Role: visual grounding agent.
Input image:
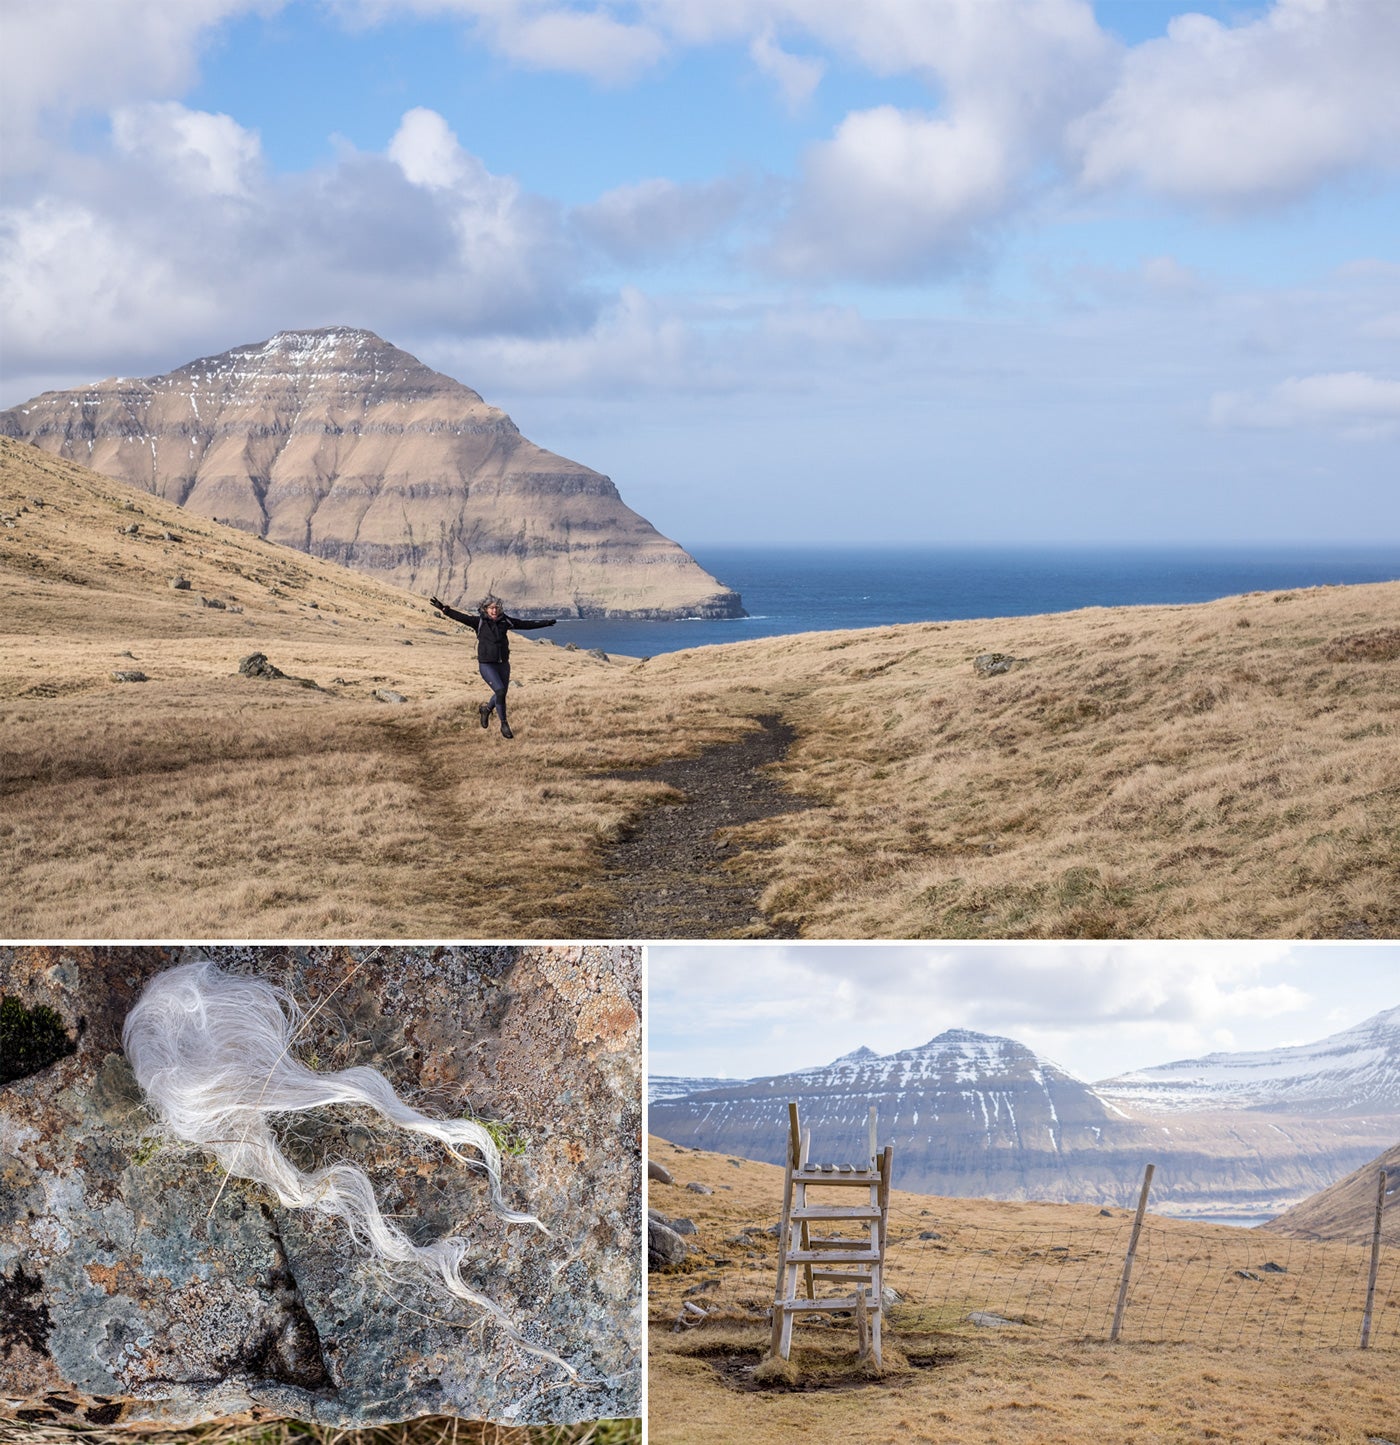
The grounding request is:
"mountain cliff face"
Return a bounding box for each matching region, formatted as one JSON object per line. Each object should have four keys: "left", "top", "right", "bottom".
{"left": 1097, "top": 1006, "right": 1400, "bottom": 1115}
{"left": 0, "top": 328, "right": 744, "bottom": 619}
{"left": 649, "top": 1024, "right": 1400, "bottom": 1217}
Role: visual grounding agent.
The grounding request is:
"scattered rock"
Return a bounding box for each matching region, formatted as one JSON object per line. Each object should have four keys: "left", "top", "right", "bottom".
{"left": 649, "top": 1217, "right": 689, "bottom": 1271}
{"left": 881, "top": 1286, "right": 901, "bottom": 1308}
{"left": 237, "top": 654, "right": 320, "bottom": 690}
{"left": 918, "top": 1231, "right": 942, "bottom": 1240}
{"left": 967, "top": 1311, "right": 1018, "bottom": 1328}
{"left": 1099, "top": 1208, "right": 1115, "bottom": 1217}
{"left": 973, "top": 652, "right": 1016, "bottom": 676}
{"left": 201, "top": 596, "right": 227, "bottom": 609}
{"left": 110, "top": 670, "right": 147, "bottom": 683}
{"left": 119, "top": 522, "right": 139, "bottom": 535}
{"left": 587, "top": 649, "right": 610, "bottom": 662}
{"left": 168, "top": 576, "right": 191, "bottom": 590}
{"left": 1234, "top": 1269, "right": 1262, "bottom": 1281}
{"left": 647, "top": 1160, "right": 674, "bottom": 1185}
{"left": 374, "top": 689, "right": 407, "bottom": 704}
{"left": 685, "top": 1182, "right": 714, "bottom": 1195}
{"left": 1261, "top": 1261, "right": 1288, "bottom": 1274}
{"left": 239, "top": 652, "right": 286, "bottom": 680}
{"left": 162, "top": 531, "right": 181, "bottom": 542}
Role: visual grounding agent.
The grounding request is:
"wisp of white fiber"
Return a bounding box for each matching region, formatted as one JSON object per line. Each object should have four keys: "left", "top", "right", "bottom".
{"left": 122, "top": 959, "right": 566, "bottom": 1365}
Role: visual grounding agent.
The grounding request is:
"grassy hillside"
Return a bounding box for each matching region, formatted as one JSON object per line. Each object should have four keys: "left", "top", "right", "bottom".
{"left": 647, "top": 1138, "right": 1399, "bottom": 1445}
{"left": 1264, "top": 1143, "right": 1400, "bottom": 1245}
{"left": 4, "top": 437, "right": 1397, "bottom": 939}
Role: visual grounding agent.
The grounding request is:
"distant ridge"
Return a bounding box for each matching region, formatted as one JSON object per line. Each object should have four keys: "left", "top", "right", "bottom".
{"left": 650, "top": 1022, "right": 1400, "bottom": 1217}
{"left": 1097, "top": 1006, "right": 1400, "bottom": 1115}
{"left": 1, "top": 328, "right": 744, "bottom": 620}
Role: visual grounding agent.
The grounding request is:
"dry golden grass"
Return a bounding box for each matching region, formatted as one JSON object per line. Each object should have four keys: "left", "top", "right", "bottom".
{"left": 4, "top": 437, "right": 1397, "bottom": 939}
{"left": 647, "top": 1139, "right": 1400, "bottom": 1445}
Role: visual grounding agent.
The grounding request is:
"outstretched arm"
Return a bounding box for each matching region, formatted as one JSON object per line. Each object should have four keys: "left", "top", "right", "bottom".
{"left": 429, "top": 596, "right": 479, "bottom": 631}
{"left": 505, "top": 616, "right": 557, "bottom": 631}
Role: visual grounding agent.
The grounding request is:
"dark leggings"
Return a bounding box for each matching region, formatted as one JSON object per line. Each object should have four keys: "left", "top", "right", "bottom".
{"left": 479, "top": 660, "right": 510, "bottom": 725}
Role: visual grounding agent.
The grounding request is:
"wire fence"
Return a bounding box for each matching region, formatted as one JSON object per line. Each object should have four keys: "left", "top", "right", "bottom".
{"left": 884, "top": 1200, "right": 1398, "bottom": 1351}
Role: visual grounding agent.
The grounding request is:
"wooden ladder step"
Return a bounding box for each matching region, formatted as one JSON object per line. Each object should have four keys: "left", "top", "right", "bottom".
{"left": 810, "top": 1270, "right": 878, "bottom": 1283}
{"left": 806, "top": 1236, "right": 873, "bottom": 1249}
{"left": 784, "top": 1249, "right": 880, "bottom": 1264}
{"left": 777, "top": 1295, "right": 873, "bottom": 1314}
{"left": 791, "top": 1206, "right": 883, "bottom": 1221}
{"left": 792, "top": 1171, "right": 881, "bottom": 1187}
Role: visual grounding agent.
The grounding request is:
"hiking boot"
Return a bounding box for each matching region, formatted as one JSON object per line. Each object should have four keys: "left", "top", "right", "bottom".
{"left": 479, "top": 702, "right": 491, "bottom": 729}
{"left": 500, "top": 722, "right": 514, "bottom": 739}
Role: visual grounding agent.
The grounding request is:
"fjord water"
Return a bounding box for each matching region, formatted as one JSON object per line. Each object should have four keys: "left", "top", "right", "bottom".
{"left": 551, "top": 544, "right": 1400, "bottom": 658}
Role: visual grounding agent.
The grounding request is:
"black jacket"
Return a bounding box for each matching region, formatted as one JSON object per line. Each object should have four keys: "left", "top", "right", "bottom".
{"left": 436, "top": 602, "right": 554, "bottom": 663}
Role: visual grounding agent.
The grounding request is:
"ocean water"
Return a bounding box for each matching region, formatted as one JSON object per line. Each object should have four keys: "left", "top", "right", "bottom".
{"left": 545, "top": 544, "right": 1400, "bottom": 659}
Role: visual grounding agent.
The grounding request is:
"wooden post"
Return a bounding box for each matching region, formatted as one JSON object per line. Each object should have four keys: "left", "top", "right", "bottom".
{"left": 1360, "top": 1169, "right": 1387, "bottom": 1350}
{"left": 770, "top": 1103, "right": 802, "bottom": 1358}
{"left": 868, "top": 1105, "right": 878, "bottom": 1169}
{"left": 1109, "top": 1163, "right": 1154, "bottom": 1343}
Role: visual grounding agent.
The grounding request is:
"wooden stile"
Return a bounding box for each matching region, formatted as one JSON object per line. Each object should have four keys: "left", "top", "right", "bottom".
{"left": 770, "top": 1103, "right": 893, "bottom": 1367}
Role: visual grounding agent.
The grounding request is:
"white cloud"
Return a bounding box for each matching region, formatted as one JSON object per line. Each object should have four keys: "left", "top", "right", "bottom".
{"left": 648, "top": 943, "right": 1397, "bottom": 1084}
{"left": 0, "top": 197, "right": 225, "bottom": 367}
{"left": 1210, "top": 370, "right": 1400, "bottom": 437}
{"left": 768, "top": 105, "right": 1012, "bottom": 279}
{"left": 499, "top": 7, "right": 666, "bottom": 82}
{"left": 1073, "top": 0, "right": 1400, "bottom": 207}
{"left": 0, "top": 107, "right": 585, "bottom": 386}
{"left": 572, "top": 175, "right": 751, "bottom": 263}
{"left": 749, "top": 28, "right": 824, "bottom": 111}
{"left": 1, "top": 0, "right": 282, "bottom": 174}
{"left": 111, "top": 102, "right": 263, "bottom": 198}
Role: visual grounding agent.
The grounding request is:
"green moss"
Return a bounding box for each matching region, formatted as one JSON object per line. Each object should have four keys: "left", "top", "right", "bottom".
{"left": 0, "top": 994, "right": 77, "bottom": 1086}
{"left": 475, "top": 1117, "right": 529, "bottom": 1157}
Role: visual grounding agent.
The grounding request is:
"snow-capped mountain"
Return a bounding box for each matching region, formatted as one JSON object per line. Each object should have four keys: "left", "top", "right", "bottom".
{"left": 1097, "top": 1006, "right": 1400, "bottom": 1115}
{"left": 0, "top": 328, "right": 743, "bottom": 619}
{"left": 649, "top": 1019, "right": 1400, "bottom": 1217}
{"left": 648, "top": 1075, "right": 737, "bottom": 1104}
{"left": 649, "top": 1028, "right": 1141, "bottom": 1202}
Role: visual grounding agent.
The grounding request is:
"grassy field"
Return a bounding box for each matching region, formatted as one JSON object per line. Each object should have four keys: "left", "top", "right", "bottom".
{"left": 647, "top": 1139, "right": 1399, "bottom": 1445}
{"left": 4, "top": 437, "right": 1397, "bottom": 940}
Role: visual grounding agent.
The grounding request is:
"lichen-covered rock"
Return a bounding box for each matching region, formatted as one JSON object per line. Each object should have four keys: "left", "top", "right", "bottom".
{"left": 0, "top": 945, "right": 640, "bottom": 1430}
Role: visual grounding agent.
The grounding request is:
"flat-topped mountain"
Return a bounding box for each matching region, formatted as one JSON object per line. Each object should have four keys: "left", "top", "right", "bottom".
{"left": 649, "top": 1024, "right": 1400, "bottom": 1217}
{"left": 1, "top": 328, "right": 743, "bottom": 619}
{"left": 1097, "top": 1006, "right": 1400, "bottom": 1115}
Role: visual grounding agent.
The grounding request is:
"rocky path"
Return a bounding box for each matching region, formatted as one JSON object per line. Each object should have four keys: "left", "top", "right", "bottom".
{"left": 598, "top": 714, "right": 809, "bottom": 939}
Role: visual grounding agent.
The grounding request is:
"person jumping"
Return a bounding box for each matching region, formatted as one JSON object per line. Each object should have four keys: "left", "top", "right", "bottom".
{"left": 429, "top": 593, "right": 557, "bottom": 738}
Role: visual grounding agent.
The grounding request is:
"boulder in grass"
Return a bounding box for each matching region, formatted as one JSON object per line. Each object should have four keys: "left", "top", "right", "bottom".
{"left": 110, "top": 670, "right": 148, "bottom": 683}
{"left": 649, "top": 1217, "right": 689, "bottom": 1271}
{"left": 973, "top": 652, "right": 1015, "bottom": 676}
{"left": 237, "top": 654, "right": 320, "bottom": 690}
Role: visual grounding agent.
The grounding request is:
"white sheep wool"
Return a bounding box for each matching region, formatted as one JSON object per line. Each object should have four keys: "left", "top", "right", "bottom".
{"left": 122, "top": 958, "right": 546, "bottom": 1339}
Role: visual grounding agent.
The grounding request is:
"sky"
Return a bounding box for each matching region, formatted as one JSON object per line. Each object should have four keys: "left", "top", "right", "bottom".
{"left": 2, "top": 0, "right": 1399, "bottom": 547}
{"left": 647, "top": 941, "right": 1400, "bottom": 1083}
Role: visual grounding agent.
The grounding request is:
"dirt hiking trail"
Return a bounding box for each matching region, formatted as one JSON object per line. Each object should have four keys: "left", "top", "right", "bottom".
{"left": 599, "top": 714, "right": 809, "bottom": 939}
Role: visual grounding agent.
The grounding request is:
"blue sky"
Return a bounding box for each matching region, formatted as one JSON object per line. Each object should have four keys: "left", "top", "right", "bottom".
{"left": 3, "top": 0, "right": 1398, "bottom": 545}
{"left": 647, "top": 942, "right": 1400, "bottom": 1082}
